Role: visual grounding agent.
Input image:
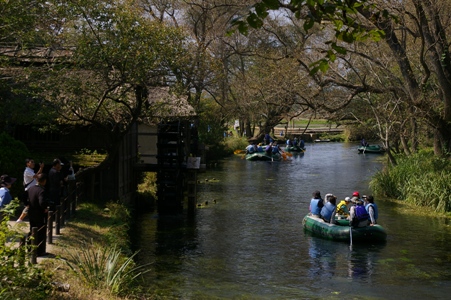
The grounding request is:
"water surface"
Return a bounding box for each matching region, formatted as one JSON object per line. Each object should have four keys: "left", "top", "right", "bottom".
{"left": 137, "top": 142, "right": 451, "bottom": 299}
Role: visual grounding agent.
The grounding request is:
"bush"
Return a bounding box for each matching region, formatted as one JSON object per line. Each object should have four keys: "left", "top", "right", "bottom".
{"left": 370, "top": 151, "right": 451, "bottom": 212}
{"left": 0, "top": 201, "right": 53, "bottom": 299}
{"left": 0, "top": 132, "right": 30, "bottom": 196}
{"left": 0, "top": 132, "right": 30, "bottom": 174}
{"left": 224, "top": 136, "right": 248, "bottom": 152}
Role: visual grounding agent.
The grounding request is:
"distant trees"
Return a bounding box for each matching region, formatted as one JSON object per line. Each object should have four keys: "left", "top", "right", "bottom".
{"left": 2, "top": 0, "right": 451, "bottom": 161}
{"left": 235, "top": 0, "right": 451, "bottom": 158}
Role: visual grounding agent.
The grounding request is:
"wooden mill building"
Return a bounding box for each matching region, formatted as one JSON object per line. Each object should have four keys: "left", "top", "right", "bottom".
{"left": 1, "top": 44, "right": 204, "bottom": 214}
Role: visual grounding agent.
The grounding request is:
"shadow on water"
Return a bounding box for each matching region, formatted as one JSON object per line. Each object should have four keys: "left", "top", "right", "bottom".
{"left": 136, "top": 142, "right": 451, "bottom": 299}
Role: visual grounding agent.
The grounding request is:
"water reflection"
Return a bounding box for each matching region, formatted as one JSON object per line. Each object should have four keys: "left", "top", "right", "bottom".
{"left": 307, "top": 237, "right": 339, "bottom": 279}
{"left": 347, "top": 244, "right": 385, "bottom": 282}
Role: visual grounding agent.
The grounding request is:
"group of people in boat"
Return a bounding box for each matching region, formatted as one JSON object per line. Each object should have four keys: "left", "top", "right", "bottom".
{"left": 245, "top": 141, "right": 283, "bottom": 156}
{"left": 286, "top": 137, "right": 305, "bottom": 149}
{"left": 309, "top": 190, "right": 378, "bottom": 227}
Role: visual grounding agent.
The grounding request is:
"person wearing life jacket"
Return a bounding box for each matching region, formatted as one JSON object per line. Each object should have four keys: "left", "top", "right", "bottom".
{"left": 309, "top": 190, "right": 324, "bottom": 218}
{"left": 272, "top": 142, "right": 281, "bottom": 154}
{"left": 245, "top": 143, "right": 255, "bottom": 154}
{"left": 321, "top": 194, "right": 337, "bottom": 223}
{"left": 299, "top": 139, "right": 305, "bottom": 149}
{"left": 336, "top": 197, "right": 351, "bottom": 217}
{"left": 265, "top": 142, "right": 273, "bottom": 155}
{"left": 364, "top": 195, "right": 378, "bottom": 226}
{"left": 348, "top": 197, "right": 369, "bottom": 227}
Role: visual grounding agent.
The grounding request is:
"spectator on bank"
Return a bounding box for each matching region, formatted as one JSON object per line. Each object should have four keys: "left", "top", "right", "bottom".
{"left": 27, "top": 173, "right": 49, "bottom": 256}
{"left": 17, "top": 158, "right": 44, "bottom": 223}
{"left": 48, "top": 158, "right": 64, "bottom": 210}
{"left": 0, "top": 174, "right": 16, "bottom": 209}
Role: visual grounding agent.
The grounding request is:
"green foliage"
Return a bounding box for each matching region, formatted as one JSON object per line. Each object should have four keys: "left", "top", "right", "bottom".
{"left": 370, "top": 151, "right": 451, "bottom": 212}
{"left": 75, "top": 202, "right": 132, "bottom": 253}
{"left": 224, "top": 136, "right": 249, "bottom": 153}
{"left": 137, "top": 172, "right": 157, "bottom": 199}
{"left": 0, "top": 132, "right": 30, "bottom": 175}
{"left": 198, "top": 100, "right": 228, "bottom": 147}
{"left": 233, "top": 0, "right": 389, "bottom": 74}
{"left": 0, "top": 0, "right": 48, "bottom": 45}
{"left": 0, "top": 201, "right": 53, "bottom": 299}
{"left": 64, "top": 242, "right": 149, "bottom": 296}
{"left": 0, "top": 133, "right": 30, "bottom": 196}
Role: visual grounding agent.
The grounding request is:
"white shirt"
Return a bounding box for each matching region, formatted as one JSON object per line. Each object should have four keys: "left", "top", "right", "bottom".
{"left": 24, "top": 167, "right": 36, "bottom": 191}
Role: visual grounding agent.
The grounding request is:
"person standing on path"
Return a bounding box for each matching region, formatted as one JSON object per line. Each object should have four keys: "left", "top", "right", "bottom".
{"left": 27, "top": 173, "right": 49, "bottom": 257}
{"left": 48, "top": 158, "right": 64, "bottom": 211}
{"left": 17, "top": 159, "right": 44, "bottom": 222}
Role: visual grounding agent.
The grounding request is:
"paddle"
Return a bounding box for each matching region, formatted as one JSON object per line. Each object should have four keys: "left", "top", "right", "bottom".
{"left": 280, "top": 148, "right": 292, "bottom": 157}
{"left": 281, "top": 152, "right": 287, "bottom": 160}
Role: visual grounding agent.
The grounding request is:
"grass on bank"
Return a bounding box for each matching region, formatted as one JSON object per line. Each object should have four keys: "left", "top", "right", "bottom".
{"left": 370, "top": 150, "right": 451, "bottom": 215}
{"left": 36, "top": 202, "right": 150, "bottom": 300}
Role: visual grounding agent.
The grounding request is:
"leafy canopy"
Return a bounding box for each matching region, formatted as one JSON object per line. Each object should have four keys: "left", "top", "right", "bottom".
{"left": 232, "top": 0, "right": 387, "bottom": 73}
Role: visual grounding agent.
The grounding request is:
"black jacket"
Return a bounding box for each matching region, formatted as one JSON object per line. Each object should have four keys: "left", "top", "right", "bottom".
{"left": 27, "top": 184, "right": 48, "bottom": 224}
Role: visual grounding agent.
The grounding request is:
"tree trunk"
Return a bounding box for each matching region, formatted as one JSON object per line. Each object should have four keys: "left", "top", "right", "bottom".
{"left": 433, "top": 130, "right": 443, "bottom": 156}
{"left": 400, "top": 133, "right": 411, "bottom": 156}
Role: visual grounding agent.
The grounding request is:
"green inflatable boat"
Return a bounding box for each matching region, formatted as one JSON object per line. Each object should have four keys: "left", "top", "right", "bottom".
{"left": 245, "top": 151, "right": 282, "bottom": 161}
{"left": 302, "top": 214, "right": 387, "bottom": 243}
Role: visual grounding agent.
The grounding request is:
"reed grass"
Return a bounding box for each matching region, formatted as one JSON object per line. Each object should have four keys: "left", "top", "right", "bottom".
{"left": 64, "top": 242, "right": 150, "bottom": 296}
{"left": 370, "top": 150, "right": 451, "bottom": 213}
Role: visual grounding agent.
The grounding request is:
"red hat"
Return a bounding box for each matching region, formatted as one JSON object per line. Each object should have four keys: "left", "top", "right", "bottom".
{"left": 352, "top": 191, "right": 360, "bottom": 197}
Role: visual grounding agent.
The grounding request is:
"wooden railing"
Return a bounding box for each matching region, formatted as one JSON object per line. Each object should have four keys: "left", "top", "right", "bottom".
{"left": 27, "top": 178, "right": 83, "bottom": 264}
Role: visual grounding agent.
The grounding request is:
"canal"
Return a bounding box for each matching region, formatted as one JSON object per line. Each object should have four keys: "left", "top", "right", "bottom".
{"left": 136, "top": 142, "right": 451, "bottom": 299}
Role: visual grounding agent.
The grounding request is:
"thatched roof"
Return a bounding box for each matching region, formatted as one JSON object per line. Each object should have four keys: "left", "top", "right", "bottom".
{"left": 147, "top": 87, "right": 196, "bottom": 118}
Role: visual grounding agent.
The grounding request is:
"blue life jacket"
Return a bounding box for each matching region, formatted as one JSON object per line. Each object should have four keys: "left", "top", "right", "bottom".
{"left": 320, "top": 202, "right": 335, "bottom": 222}
{"left": 310, "top": 198, "right": 323, "bottom": 215}
{"left": 365, "top": 203, "right": 378, "bottom": 220}
{"left": 0, "top": 187, "right": 12, "bottom": 208}
{"left": 355, "top": 205, "right": 369, "bottom": 221}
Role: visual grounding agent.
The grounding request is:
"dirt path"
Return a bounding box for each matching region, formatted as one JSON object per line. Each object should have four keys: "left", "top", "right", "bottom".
{"left": 7, "top": 220, "right": 59, "bottom": 263}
